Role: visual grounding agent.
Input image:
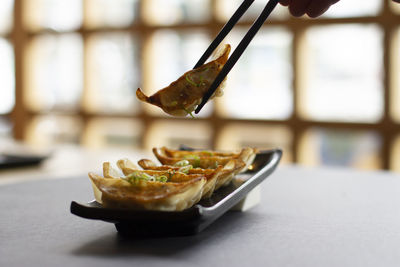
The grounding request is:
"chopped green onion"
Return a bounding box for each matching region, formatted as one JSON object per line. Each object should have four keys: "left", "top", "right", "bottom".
{"left": 183, "top": 107, "right": 195, "bottom": 118}
{"left": 184, "top": 154, "right": 200, "bottom": 160}
{"left": 174, "top": 160, "right": 190, "bottom": 167}
{"left": 178, "top": 165, "right": 193, "bottom": 174}
{"left": 125, "top": 171, "right": 153, "bottom": 184}
{"left": 156, "top": 175, "right": 168, "bottom": 182}
{"left": 170, "top": 100, "right": 178, "bottom": 106}
{"left": 183, "top": 154, "right": 201, "bottom": 168}
{"left": 125, "top": 171, "right": 168, "bottom": 184}
{"left": 185, "top": 74, "right": 199, "bottom": 87}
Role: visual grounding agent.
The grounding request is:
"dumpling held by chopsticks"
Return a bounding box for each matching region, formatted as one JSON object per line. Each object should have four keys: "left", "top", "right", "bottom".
{"left": 136, "top": 44, "right": 231, "bottom": 117}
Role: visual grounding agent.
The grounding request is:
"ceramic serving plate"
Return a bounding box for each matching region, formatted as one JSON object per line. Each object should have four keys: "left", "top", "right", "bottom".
{"left": 70, "top": 149, "right": 282, "bottom": 237}
{"left": 0, "top": 154, "right": 47, "bottom": 169}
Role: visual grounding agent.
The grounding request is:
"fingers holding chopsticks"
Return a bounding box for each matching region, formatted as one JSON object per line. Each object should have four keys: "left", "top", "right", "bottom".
{"left": 279, "top": 0, "right": 340, "bottom": 18}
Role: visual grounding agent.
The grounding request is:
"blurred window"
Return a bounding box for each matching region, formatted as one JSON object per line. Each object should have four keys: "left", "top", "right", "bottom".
{"left": 0, "top": 118, "right": 13, "bottom": 140}
{"left": 145, "top": 121, "right": 212, "bottom": 150}
{"left": 24, "top": 0, "right": 82, "bottom": 32}
{"left": 25, "top": 34, "right": 83, "bottom": 111}
{"left": 321, "top": 0, "right": 382, "bottom": 18}
{"left": 0, "top": 38, "right": 14, "bottom": 114}
{"left": 0, "top": 0, "right": 14, "bottom": 143}
{"left": 299, "top": 128, "right": 382, "bottom": 170}
{"left": 84, "top": 0, "right": 139, "bottom": 28}
{"left": 85, "top": 33, "right": 139, "bottom": 114}
{"left": 143, "top": 0, "right": 211, "bottom": 25}
{"left": 0, "top": 0, "right": 13, "bottom": 34}
{"left": 82, "top": 118, "right": 143, "bottom": 149}
{"left": 300, "top": 24, "right": 383, "bottom": 122}
{"left": 217, "top": 27, "right": 293, "bottom": 120}
{"left": 25, "top": 115, "right": 83, "bottom": 147}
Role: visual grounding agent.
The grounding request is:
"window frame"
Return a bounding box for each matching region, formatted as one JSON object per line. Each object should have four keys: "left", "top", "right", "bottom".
{"left": 5, "top": 0, "right": 400, "bottom": 170}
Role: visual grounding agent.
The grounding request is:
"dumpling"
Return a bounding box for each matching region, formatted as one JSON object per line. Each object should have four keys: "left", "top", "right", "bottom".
{"left": 152, "top": 146, "right": 257, "bottom": 172}
{"left": 136, "top": 44, "right": 231, "bottom": 117}
{"left": 152, "top": 147, "right": 235, "bottom": 169}
{"left": 137, "top": 159, "right": 223, "bottom": 198}
{"left": 89, "top": 163, "right": 206, "bottom": 211}
{"left": 152, "top": 147, "right": 258, "bottom": 191}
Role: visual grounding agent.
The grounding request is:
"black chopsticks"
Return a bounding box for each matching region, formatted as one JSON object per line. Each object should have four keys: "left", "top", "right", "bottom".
{"left": 194, "top": 0, "right": 279, "bottom": 114}
{"left": 193, "top": 0, "right": 255, "bottom": 69}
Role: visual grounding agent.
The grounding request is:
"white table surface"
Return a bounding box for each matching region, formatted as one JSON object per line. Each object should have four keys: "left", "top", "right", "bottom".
{"left": 1, "top": 149, "right": 400, "bottom": 267}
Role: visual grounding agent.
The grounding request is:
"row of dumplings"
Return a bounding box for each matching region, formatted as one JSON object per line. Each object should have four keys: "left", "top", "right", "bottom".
{"left": 89, "top": 147, "right": 258, "bottom": 211}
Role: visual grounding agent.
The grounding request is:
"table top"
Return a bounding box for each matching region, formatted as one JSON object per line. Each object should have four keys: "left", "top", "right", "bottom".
{"left": 1, "top": 165, "right": 400, "bottom": 267}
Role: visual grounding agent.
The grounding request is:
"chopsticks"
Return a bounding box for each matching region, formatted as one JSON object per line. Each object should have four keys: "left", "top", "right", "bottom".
{"left": 194, "top": 0, "right": 279, "bottom": 114}
{"left": 193, "top": 0, "right": 255, "bottom": 69}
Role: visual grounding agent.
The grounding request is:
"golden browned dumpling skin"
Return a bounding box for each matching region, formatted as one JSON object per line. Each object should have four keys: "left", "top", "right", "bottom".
{"left": 153, "top": 147, "right": 234, "bottom": 169}
{"left": 89, "top": 163, "right": 208, "bottom": 211}
{"left": 152, "top": 147, "right": 257, "bottom": 170}
{"left": 89, "top": 172, "right": 206, "bottom": 211}
{"left": 136, "top": 44, "right": 231, "bottom": 116}
{"left": 152, "top": 147, "right": 258, "bottom": 191}
{"left": 137, "top": 159, "right": 224, "bottom": 198}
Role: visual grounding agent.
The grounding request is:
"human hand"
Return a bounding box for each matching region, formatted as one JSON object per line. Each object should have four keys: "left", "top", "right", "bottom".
{"left": 279, "top": 0, "right": 340, "bottom": 18}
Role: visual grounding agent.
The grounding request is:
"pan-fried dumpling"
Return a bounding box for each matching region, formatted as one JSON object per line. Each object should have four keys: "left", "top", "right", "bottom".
{"left": 136, "top": 44, "right": 231, "bottom": 117}
{"left": 137, "top": 159, "right": 223, "bottom": 198}
{"left": 152, "top": 147, "right": 257, "bottom": 171}
{"left": 153, "top": 147, "right": 233, "bottom": 169}
{"left": 89, "top": 173, "right": 205, "bottom": 211}
{"left": 214, "top": 159, "right": 246, "bottom": 190}
{"left": 152, "top": 147, "right": 258, "bottom": 191}
{"left": 89, "top": 164, "right": 206, "bottom": 211}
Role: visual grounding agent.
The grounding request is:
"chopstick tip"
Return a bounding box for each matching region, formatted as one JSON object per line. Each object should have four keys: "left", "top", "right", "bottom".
{"left": 194, "top": 102, "right": 206, "bottom": 114}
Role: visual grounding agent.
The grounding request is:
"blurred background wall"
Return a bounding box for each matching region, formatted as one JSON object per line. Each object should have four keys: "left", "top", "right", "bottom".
{"left": 0, "top": 0, "right": 399, "bottom": 171}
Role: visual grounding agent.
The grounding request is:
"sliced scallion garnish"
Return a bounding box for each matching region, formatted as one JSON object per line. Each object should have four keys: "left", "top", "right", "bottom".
{"left": 174, "top": 159, "right": 190, "bottom": 167}
{"left": 185, "top": 74, "right": 199, "bottom": 87}
{"left": 183, "top": 107, "right": 195, "bottom": 118}
{"left": 183, "top": 154, "right": 201, "bottom": 168}
{"left": 156, "top": 175, "right": 168, "bottom": 182}
{"left": 125, "top": 171, "right": 168, "bottom": 184}
{"left": 178, "top": 165, "right": 193, "bottom": 174}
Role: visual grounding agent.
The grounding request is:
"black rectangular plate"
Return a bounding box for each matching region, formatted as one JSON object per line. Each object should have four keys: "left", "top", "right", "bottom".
{"left": 70, "top": 149, "right": 282, "bottom": 237}
{"left": 0, "top": 154, "right": 47, "bottom": 169}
